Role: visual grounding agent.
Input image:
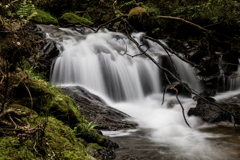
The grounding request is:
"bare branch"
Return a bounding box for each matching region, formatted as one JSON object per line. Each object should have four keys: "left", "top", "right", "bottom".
{"left": 157, "top": 16, "right": 209, "bottom": 33}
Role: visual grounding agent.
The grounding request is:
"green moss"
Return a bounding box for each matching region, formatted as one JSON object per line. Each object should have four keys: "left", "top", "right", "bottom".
{"left": 0, "top": 137, "right": 39, "bottom": 159}
{"left": 13, "top": 69, "right": 84, "bottom": 127}
{"left": 128, "top": 7, "right": 149, "bottom": 19}
{"left": 31, "top": 9, "right": 58, "bottom": 24}
{"left": 59, "top": 13, "right": 93, "bottom": 25}
{"left": 44, "top": 117, "right": 93, "bottom": 160}
{"left": 0, "top": 116, "right": 93, "bottom": 160}
{"left": 88, "top": 143, "right": 103, "bottom": 151}
{"left": 0, "top": 68, "right": 105, "bottom": 159}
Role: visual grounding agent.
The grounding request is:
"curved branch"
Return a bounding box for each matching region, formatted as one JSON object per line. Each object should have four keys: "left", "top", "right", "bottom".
{"left": 157, "top": 16, "right": 209, "bottom": 33}
{"left": 164, "top": 73, "right": 191, "bottom": 128}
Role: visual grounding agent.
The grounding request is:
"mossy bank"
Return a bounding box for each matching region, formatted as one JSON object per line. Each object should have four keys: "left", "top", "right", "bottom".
{"left": 0, "top": 66, "right": 107, "bottom": 159}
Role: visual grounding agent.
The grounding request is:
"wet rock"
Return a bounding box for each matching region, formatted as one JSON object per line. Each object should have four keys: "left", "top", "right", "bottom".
{"left": 99, "top": 140, "right": 119, "bottom": 160}
{"left": 122, "top": 155, "right": 146, "bottom": 160}
{"left": 166, "top": 99, "right": 178, "bottom": 108}
{"left": 188, "top": 94, "right": 240, "bottom": 124}
{"left": 165, "top": 82, "right": 191, "bottom": 98}
{"left": 160, "top": 55, "right": 178, "bottom": 86}
{"left": 61, "top": 86, "right": 137, "bottom": 130}
{"left": 188, "top": 99, "right": 227, "bottom": 123}
{"left": 192, "top": 88, "right": 217, "bottom": 101}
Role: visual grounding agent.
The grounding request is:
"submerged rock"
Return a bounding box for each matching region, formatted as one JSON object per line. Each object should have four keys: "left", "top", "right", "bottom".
{"left": 61, "top": 86, "right": 137, "bottom": 130}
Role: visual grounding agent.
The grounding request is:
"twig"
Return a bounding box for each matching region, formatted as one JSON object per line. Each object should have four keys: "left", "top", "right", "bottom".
{"left": 23, "top": 82, "right": 33, "bottom": 120}
{"left": 164, "top": 73, "right": 191, "bottom": 128}
{"left": 162, "top": 85, "right": 167, "bottom": 105}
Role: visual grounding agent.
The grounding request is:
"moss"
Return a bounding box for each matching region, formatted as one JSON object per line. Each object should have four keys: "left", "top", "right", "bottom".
{"left": 0, "top": 116, "right": 93, "bottom": 159}
{"left": 0, "top": 68, "right": 105, "bottom": 159}
{"left": 43, "top": 117, "right": 93, "bottom": 160}
{"left": 0, "top": 137, "right": 39, "bottom": 159}
{"left": 88, "top": 143, "right": 103, "bottom": 151}
{"left": 128, "top": 7, "right": 149, "bottom": 19}
{"left": 75, "top": 125, "right": 107, "bottom": 146}
{"left": 59, "top": 13, "right": 93, "bottom": 25}
{"left": 31, "top": 9, "right": 58, "bottom": 25}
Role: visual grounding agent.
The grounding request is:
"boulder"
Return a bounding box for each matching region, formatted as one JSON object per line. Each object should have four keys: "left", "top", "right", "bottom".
{"left": 61, "top": 86, "right": 137, "bottom": 130}
{"left": 59, "top": 13, "right": 93, "bottom": 25}
{"left": 128, "top": 7, "right": 150, "bottom": 31}
{"left": 188, "top": 94, "right": 240, "bottom": 124}
{"left": 31, "top": 9, "right": 58, "bottom": 25}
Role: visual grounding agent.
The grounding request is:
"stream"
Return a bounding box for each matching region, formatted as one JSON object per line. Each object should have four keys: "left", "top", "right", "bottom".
{"left": 40, "top": 25, "right": 240, "bottom": 160}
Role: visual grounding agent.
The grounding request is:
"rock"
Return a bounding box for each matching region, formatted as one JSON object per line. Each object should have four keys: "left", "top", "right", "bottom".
{"left": 99, "top": 140, "right": 119, "bottom": 160}
{"left": 128, "top": 7, "right": 149, "bottom": 19}
{"left": 188, "top": 99, "right": 228, "bottom": 123}
{"left": 31, "top": 9, "right": 58, "bottom": 25}
{"left": 160, "top": 55, "right": 178, "bottom": 86}
{"left": 192, "top": 88, "right": 217, "bottom": 101}
{"left": 166, "top": 99, "right": 178, "bottom": 108}
{"left": 165, "top": 82, "right": 192, "bottom": 98}
{"left": 128, "top": 7, "right": 150, "bottom": 31}
{"left": 61, "top": 86, "right": 137, "bottom": 130}
{"left": 59, "top": 13, "right": 93, "bottom": 25}
{"left": 188, "top": 93, "right": 240, "bottom": 124}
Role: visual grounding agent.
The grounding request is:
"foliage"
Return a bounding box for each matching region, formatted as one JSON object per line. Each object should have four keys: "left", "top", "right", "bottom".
{"left": 16, "top": 0, "right": 37, "bottom": 24}
{"left": 2, "top": 0, "right": 37, "bottom": 24}
{"left": 173, "top": 0, "right": 240, "bottom": 24}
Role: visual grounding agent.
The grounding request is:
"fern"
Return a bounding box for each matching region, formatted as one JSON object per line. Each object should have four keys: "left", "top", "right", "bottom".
{"left": 16, "top": 0, "right": 37, "bottom": 24}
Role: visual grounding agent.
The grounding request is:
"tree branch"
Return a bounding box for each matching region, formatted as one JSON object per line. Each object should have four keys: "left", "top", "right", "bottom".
{"left": 157, "top": 16, "right": 209, "bottom": 34}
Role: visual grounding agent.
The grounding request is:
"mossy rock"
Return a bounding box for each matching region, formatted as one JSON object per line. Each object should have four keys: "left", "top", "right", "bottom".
{"left": 128, "top": 7, "right": 151, "bottom": 31}
{"left": 12, "top": 70, "right": 85, "bottom": 127}
{"left": 128, "top": 7, "right": 149, "bottom": 20}
{"left": 59, "top": 13, "right": 93, "bottom": 25}
{"left": 0, "top": 116, "right": 94, "bottom": 160}
{"left": 31, "top": 9, "right": 58, "bottom": 25}
{"left": 88, "top": 143, "right": 103, "bottom": 152}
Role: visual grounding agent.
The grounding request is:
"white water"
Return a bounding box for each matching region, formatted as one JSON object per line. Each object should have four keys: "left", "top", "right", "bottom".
{"left": 41, "top": 25, "right": 239, "bottom": 160}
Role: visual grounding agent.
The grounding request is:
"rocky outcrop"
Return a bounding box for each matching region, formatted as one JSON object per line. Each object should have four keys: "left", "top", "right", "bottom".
{"left": 61, "top": 86, "right": 137, "bottom": 131}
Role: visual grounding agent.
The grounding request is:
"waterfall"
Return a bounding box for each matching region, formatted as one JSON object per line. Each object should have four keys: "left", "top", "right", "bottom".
{"left": 49, "top": 27, "right": 201, "bottom": 101}
{"left": 38, "top": 25, "right": 239, "bottom": 160}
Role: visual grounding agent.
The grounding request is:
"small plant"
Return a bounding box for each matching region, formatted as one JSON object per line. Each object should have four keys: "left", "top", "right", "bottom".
{"left": 16, "top": 0, "right": 37, "bottom": 24}
{"left": 74, "top": 121, "right": 99, "bottom": 136}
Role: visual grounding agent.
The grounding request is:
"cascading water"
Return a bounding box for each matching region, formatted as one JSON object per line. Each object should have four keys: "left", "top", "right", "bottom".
{"left": 50, "top": 28, "right": 162, "bottom": 101}
{"left": 228, "top": 59, "right": 240, "bottom": 90}
{"left": 40, "top": 25, "right": 240, "bottom": 160}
